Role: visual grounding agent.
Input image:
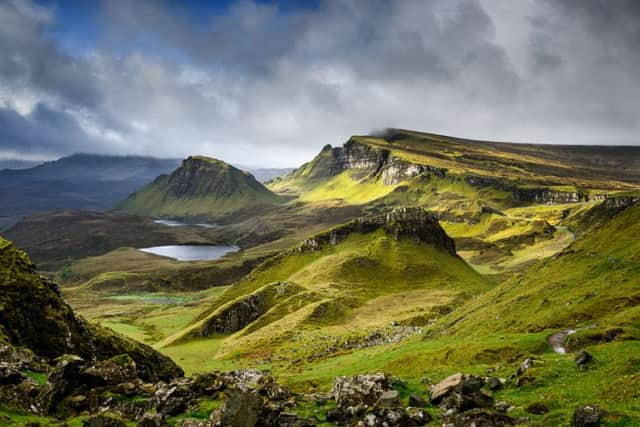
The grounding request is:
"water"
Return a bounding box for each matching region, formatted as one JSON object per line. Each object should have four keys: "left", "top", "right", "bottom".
{"left": 139, "top": 245, "right": 239, "bottom": 261}
{"left": 153, "top": 219, "right": 217, "bottom": 228}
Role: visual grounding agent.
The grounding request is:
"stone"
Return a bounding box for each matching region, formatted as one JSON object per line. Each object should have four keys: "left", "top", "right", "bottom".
{"left": 430, "top": 373, "right": 493, "bottom": 411}
{"left": 526, "top": 402, "right": 550, "bottom": 415}
{"left": 219, "top": 388, "right": 263, "bottom": 427}
{"left": 82, "top": 354, "right": 138, "bottom": 385}
{"left": 375, "top": 390, "right": 401, "bottom": 408}
{"left": 331, "top": 373, "right": 395, "bottom": 409}
{"left": 485, "top": 377, "right": 503, "bottom": 390}
{"left": 575, "top": 351, "right": 594, "bottom": 370}
{"left": 430, "top": 373, "right": 466, "bottom": 403}
{"left": 448, "top": 409, "right": 517, "bottom": 427}
{"left": 277, "top": 412, "right": 317, "bottom": 427}
{"left": 82, "top": 415, "right": 127, "bottom": 427}
{"left": 0, "top": 364, "right": 25, "bottom": 385}
{"left": 408, "top": 393, "right": 427, "bottom": 408}
{"left": 136, "top": 412, "right": 164, "bottom": 427}
{"left": 573, "top": 405, "right": 603, "bottom": 427}
{"left": 516, "top": 358, "right": 535, "bottom": 376}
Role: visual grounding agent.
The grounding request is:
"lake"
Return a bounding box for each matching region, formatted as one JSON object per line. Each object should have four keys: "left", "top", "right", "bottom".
{"left": 139, "top": 245, "right": 239, "bottom": 261}
{"left": 153, "top": 219, "right": 217, "bottom": 228}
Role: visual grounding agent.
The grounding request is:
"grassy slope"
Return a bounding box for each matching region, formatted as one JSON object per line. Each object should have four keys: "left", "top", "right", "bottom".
{"left": 159, "top": 228, "right": 491, "bottom": 371}
{"left": 117, "top": 156, "right": 282, "bottom": 221}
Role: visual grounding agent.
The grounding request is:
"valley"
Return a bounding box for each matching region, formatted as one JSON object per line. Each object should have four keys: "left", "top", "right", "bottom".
{"left": 1, "top": 129, "right": 640, "bottom": 426}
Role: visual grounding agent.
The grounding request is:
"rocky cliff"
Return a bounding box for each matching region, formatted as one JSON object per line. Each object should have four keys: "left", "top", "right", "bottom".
{"left": 298, "top": 206, "right": 456, "bottom": 256}
{"left": 0, "top": 236, "right": 182, "bottom": 382}
{"left": 282, "top": 139, "right": 446, "bottom": 187}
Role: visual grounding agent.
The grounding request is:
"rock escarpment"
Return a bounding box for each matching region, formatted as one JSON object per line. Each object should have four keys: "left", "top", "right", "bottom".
{"left": 288, "top": 138, "right": 446, "bottom": 186}
{"left": 299, "top": 206, "right": 456, "bottom": 256}
{"left": 197, "top": 294, "right": 266, "bottom": 336}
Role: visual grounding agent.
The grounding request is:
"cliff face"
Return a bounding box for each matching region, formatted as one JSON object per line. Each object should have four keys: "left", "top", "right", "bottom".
{"left": 165, "top": 156, "right": 267, "bottom": 199}
{"left": 299, "top": 207, "right": 456, "bottom": 256}
{"left": 290, "top": 139, "right": 446, "bottom": 187}
{"left": 0, "top": 237, "right": 182, "bottom": 381}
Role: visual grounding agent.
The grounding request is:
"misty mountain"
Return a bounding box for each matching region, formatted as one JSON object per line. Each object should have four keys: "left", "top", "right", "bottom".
{"left": 0, "top": 154, "right": 181, "bottom": 230}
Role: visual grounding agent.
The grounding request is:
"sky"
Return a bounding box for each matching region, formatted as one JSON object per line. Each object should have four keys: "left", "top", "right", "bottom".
{"left": 0, "top": 0, "right": 639, "bottom": 167}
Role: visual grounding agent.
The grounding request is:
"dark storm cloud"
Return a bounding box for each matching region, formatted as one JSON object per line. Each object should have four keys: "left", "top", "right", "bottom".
{"left": 0, "top": 103, "right": 96, "bottom": 156}
{"left": 0, "top": 1, "right": 100, "bottom": 108}
{"left": 0, "top": 0, "right": 638, "bottom": 165}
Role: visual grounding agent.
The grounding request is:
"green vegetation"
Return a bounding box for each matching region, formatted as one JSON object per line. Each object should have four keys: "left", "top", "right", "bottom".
{"left": 3, "top": 129, "right": 640, "bottom": 425}
{"left": 116, "top": 155, "right": 282, "bottom": 221}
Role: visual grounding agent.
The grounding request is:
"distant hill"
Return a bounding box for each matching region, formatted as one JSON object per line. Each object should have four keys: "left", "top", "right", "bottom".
{"left": 116, "top": 156, "right": 283, "bottom": 222}
{"left": 0, "top": 154, "right": 182, "bottom": 230}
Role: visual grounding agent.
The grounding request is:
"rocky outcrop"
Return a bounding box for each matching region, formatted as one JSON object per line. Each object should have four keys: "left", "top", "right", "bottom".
{"left": 0, "top": 237, "right": 183, "bottom": 385}
{"left": 327, "top": 373, "right": 431, "bottom": 426}
{"left": 512, "top": 188, "right": 596, "bottom": 204}
{"left": 290, "top": 139, "right": 446, "bottom": 186}
{"left": 197, "top": 294, "right": 266, "bottom": 336}
{"left": 299, "top": 207, "right": 456, "bottom": 256}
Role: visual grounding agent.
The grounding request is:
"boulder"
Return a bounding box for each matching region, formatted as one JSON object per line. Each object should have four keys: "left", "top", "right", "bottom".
{"left": 573, "top": 405, "right": 603, "bottom": 427}
{"left": 136, "top": 412, "right": 164, "bottom": 427}
{"left": 0, "top": 364, "right": 25, "bottom": 385}
{"left": 526, "top": 402, "right": 550, "bottom": 415}
{"left": 276, "top": 412, "right": 317, "bottom": 427}
{"left": 446, "top": 409, "right": 517, "bottom": 427}
{"left": 575, "top": 351, "right": 594, "bottom": 370}
{"left": 485, "top": 377, "right": 503, "bottom": 391}
{"left": 331, "top": 373, "right": 395, "bottom": 409}
{"left": 375, "top": 390, "right": 401, "bottom": 408}
{"left": 82, "top": 415, "right": 127, "bottom": 427}
{"left": 408, "top": 393, "right": 427, "bottom": 408}
{"left": 360, "top": 408, "right": 432, "bottom": 427}
{"left": 219, "top": 388, "right": 264, "bottom": 427}
{"left": 82, "top": 354, "right": 138, "bottom": 385}
{"left": 430, "top": 373, "right": 494, "bottom": 412}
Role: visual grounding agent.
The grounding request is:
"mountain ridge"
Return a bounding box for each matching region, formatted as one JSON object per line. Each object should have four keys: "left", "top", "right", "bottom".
{"left": 116, "top": 155, "right": 283, "bottom": 222}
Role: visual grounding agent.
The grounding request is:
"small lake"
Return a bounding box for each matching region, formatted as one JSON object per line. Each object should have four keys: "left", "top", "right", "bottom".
{"left": 139, "top": 245, "right": 239, "bottom": 261}
{"left": 154, "top": 219, "right": 217, "bottom": 229}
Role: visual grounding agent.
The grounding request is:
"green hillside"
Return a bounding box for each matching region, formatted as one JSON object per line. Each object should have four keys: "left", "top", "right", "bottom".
{"left": 117, "top": 155, "right": 282, "bottom": 221}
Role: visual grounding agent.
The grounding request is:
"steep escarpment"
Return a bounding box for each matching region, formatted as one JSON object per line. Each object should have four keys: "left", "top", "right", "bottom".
{"left": 169, "top": 206, "right": 487, "bottom": 355}
{"left": 0, "top": 236, "right": 182, "bottom": 381}
{"left": 116, "top": 156, "right": 282, "bottom": 221}
{"left": 298, "top": 206, "right": 456, "bottom": 256}
{"left": 271, "top": 138, "right": 446, "bottom": 193}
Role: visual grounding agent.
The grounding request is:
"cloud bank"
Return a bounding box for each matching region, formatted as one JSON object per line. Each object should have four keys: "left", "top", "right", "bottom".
{"left": 0, "top": 0, "right": 638, "bottom": 166}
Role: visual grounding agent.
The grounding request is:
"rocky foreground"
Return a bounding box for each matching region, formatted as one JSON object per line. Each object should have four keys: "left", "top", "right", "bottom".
{"left": 0, "top": 349, "right": 605, "bottom": 426}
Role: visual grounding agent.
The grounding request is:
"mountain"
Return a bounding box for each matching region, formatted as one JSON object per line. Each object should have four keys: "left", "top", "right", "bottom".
{"left": 0, "top": 159, "right": 42, "bottom": 170}
{"left": 0, "top": 153, "right": 181, "bottom": 230}
{"left": 159, "top": 207, "right": 491, "bottom": 362}
{"left": 116, "top": 155, "right": 283, "bottom": 222}
{"left": 232, "top": 165, "right": 294, "bottom": 183}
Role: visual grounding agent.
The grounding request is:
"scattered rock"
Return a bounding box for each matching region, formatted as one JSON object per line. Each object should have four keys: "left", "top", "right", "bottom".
{"left": 526, "top": 402, "right": 550, "bottom": 415}
{"left": 573, "top": 404, "right": 604, "bottom": 427}
{"left": 445, "top": 409, "right": 517, "bottom": 427}
{"left": 430, "top": 373, "right": 494, "bottom": 412}
{"left": 575, "top": 351, "right": 594, "bottom": 370}
{"left": 485, "top": 377, "right": 503, "bottom": 391}
{"left": 516, "top": 358, "right": 535, "bottom": 376}
{"left": 375, "top": 390, "right": 401, "bottom": 408}
{"left": 136, "top": 413, "right": 164, "bottom": 427}
{"left": 219, "top": 388, "right": 264, "bottom": 427}
{"left": 408, "top": 393, "right": 427, "bottom": 408}
{"left": 495, "top": 401, "right": 513, "bottom": 414}
{"left": 82, "top": 415, "right": 127, "bottom": 427}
